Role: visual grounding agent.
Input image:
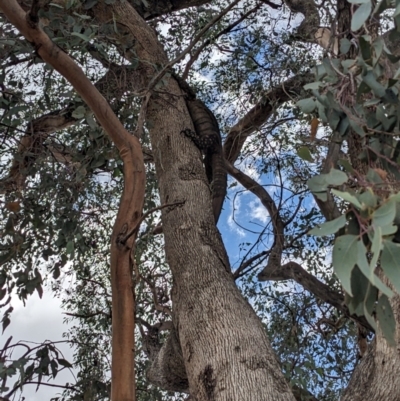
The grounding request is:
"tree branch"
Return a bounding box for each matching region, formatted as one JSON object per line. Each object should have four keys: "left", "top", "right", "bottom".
{"left": 223, "top": 73, "right": 313, "bottom": 164}
{"left": 283, "top": 0, "right": 338, "bottom": 52}
{"left": 225, "top": 160, "right": 286, "bottom": 279}
{"left": 258, "top": 260, "right": 373, "bottom": 333}
{"left": 1, "top": 110, "right": 77, "bottom": 193}
{"left": 1, "top": 61, "right": 145, "bottom": 193}
{"left": 147, "top": 0, "right": 242, "bottom": 91}
{"left": 314, "top": 131, "right": 343, "bottom": 221}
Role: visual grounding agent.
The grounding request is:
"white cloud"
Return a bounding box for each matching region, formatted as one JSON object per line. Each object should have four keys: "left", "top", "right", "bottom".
{"left": 242, "top": 164, "right": 260, "bottom": 181}
{"left": 248, "top": 199, "right": 269, "bottom": 223}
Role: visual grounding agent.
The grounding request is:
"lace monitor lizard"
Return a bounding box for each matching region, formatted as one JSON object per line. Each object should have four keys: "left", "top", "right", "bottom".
{"left": 175, "top": 74, "right": 227, "bottom": 224}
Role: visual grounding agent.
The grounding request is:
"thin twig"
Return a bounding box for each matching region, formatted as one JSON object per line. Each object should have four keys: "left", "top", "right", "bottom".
{"left": 147, "top": 0, "right": 242, "bottom": 91}
{"left": 121, "top": 200, "right": 185, "bottom": 243}
{"left": 182, "top": 3, "right": 262, "bottom": 79}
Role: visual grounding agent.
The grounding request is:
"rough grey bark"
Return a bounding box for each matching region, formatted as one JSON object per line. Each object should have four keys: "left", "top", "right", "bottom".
{"left": 148, "top": 51, "right": 295, "bottom": 401}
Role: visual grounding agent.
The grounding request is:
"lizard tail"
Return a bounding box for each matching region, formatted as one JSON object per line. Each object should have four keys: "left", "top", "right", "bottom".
{"left": 211, "top": 152, "right": 227, "bottom": 224}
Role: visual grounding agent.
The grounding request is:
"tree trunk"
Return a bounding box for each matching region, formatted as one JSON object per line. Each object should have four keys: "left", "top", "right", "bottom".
{"left": 341, "top": 296, "right": 400, "bottom": 400}
{"left": 92, "top": 1, "right": 296, "bottom": 399}
{"left": 148, "top": 89, "right": 295, "bottom": 399}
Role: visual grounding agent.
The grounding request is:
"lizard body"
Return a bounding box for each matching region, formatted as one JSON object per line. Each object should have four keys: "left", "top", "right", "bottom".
{"left": 175, "top": 74, "right": 227, "bottom": 223}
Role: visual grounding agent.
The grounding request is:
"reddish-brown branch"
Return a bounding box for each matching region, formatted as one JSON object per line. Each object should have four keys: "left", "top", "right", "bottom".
{"left": 0, "top": 2, "right": 146, "bottom": 401}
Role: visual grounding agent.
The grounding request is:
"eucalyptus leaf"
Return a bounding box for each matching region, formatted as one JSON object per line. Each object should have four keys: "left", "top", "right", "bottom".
{"left": 297, "top": 146, "right": 314, "bottom": 162}
{"left": 363, "top": 285, "right": 378, "bottom": 331}
{"left": 340, "top": 38, "right": 352, "bottom": 55}
{"left": 304, "top": 82, "right": 322, "bottom": 90}
{"left": 325, "top": 169, "right": 348, "bottom": 185}
{"left": 66, "top": 241, "right": 74, "bottom": 256}
{"left": 359, "top": 189, "right": 377, "bottom": 208}
{"left": 331, "top": 189, "right": 362, "bottom": 209}
{"left": 332, "top": 235, "right": 359, "bottom": 295}
{"left": 376, "top": 295, "right": 396, "bottom": 346}
{"left": 72, "top": 106, "right": 86, "bottom": 119}
{"left": 338, "top": 159, "right": 355, "bottom": 173}
{"left": 363, "top": 71, "right": 386, "bottom": 97}
{"left": 307, "top": 175, "right": 328, "bottom": 193}
{"left": 308, "top": 215, "right": 346, "bottom": 236}
{"left": 349, "top": 117, "right": 365, "bottom": 137}
{"left": 366, "top": 168, "right": 384, "bottom": 184}
{"left": 369, "top": 226, "right": 382, "bottom": 269}
{"left": 380, "top": 224, "right": 398, "bottom": 236}
{"left": 381, "top": 240, "right": 400, "bottom": 293}
{"left": 71, "top": 32, "right": 91, "bottom": 42}
{"left": 297, "top": 98, "right": 316, "bottom": 113}
{"left": 394, "top": 2, "right": 400, "bottom": 17}
{"left": 373, "top": 199, "right": 396, "bottom": 227}
{"left": 357, "top": 240, "right": 394, "bottom": 297}
{"left": 372, "top": 37, "right": 384, "bottom": 62}
{"left": 351, "top": 1, "right": 372, "bottom": 31}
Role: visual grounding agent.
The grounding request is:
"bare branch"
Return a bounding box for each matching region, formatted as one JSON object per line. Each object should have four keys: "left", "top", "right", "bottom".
{"left": 225, "top": 160, "right": 286, "bottom": 278}
{"left": 233, "top": 250, "right": 269, "bottom": 279}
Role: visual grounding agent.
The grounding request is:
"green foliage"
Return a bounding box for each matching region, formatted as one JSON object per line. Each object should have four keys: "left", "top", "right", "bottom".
{"left": 0, "top": 340, "right": 73, "bottom": 397}
{"left": 303, "top": 0, "right": 400, "bottom": 346}
{"left": 2, "top": 0, "right": 400, "bottom": 399}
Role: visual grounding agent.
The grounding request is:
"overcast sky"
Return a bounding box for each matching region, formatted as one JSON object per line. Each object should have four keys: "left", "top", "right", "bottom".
{"left": 4, "top": 290, "right": 76, "bottom": 401}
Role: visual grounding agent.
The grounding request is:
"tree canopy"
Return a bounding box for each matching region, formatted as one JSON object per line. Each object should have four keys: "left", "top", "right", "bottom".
{"left": 2, "top": 0, "right": 400, "bottom": 400}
